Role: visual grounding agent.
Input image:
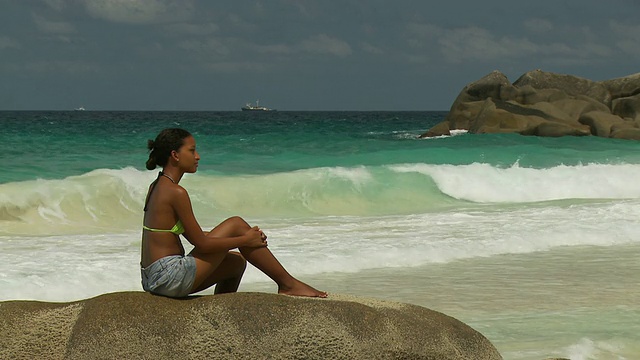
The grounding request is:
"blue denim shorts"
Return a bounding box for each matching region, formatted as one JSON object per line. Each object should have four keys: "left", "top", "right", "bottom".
{"left": 141, "top": 255, "right": 197, "bottom": 298}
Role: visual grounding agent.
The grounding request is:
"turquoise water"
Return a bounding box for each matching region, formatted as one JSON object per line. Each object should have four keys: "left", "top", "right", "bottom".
{"left": 2, "top": 111, "right": 640, "bottom": 359}
{"left": 4, "top": 110, "right": 639, "bottom": 182}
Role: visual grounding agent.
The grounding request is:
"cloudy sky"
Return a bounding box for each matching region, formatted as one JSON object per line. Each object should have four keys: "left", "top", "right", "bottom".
{"left": 1, "top": 0, "right": 639, "bottom": 111}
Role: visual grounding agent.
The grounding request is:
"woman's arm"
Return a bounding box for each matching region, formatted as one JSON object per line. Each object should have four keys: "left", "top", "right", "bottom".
{"left": 171, "top": 186, "right": 265, "bottom": 252}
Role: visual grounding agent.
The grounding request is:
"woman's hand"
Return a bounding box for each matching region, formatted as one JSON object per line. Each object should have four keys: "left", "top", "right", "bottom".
{"left": 243, "top": 226, "right": 268, "bottom": 248}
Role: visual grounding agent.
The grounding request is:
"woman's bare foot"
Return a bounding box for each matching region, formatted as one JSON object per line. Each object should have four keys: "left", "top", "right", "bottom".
{"left": 278, "top": 279, "right": 328, "bottom": 298}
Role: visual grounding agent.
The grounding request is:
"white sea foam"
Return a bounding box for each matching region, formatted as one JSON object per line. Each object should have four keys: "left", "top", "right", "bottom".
{"left": 324, "top": 166, "right": 373, "bottom": 186}
{"left": 390, "top": 162, "right": 640, "bottom": 202}
{"left": 2, "top": 195, "right": 638, "bottom": 302}
{"left": 418, "top": 129, "right": 468, "bottom": 139}
{"left": 3, "top": 162, "right": 640, "bottom": 235}
{"left": 2, "top": 162, "right": 640, "bottom": 302}
{"left": 564, "top": 338, "right": 627, "bottom": 360}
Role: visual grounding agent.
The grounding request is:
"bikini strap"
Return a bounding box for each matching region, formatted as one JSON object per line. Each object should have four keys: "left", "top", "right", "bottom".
{"left": 143, "top": 172, "right": 163, "bottom": 212}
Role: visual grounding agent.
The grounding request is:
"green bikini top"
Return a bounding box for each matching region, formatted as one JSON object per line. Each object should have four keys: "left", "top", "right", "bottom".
{"left": 142, "top": 172, "right": 185, "bottom": 235}
{"left": 143, "top": 220, "right": 185, "bottom": 235}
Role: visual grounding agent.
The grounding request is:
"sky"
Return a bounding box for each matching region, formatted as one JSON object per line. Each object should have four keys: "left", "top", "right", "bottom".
{"left": 1, "top": 0, "right": 639, "bottom": 111}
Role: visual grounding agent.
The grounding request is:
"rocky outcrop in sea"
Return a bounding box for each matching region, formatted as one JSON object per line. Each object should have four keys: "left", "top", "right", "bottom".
{"left": 421, "top": 70, "right": 640, "bottom": 140}
{"left": 1, "top": 291, "right": 503, "bottom": 360}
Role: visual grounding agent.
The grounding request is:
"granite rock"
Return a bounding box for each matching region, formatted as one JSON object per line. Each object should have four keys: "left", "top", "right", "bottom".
{"left": 421, "top": 70, "right": 640, "bottom": 141}
{"left": 0, "top": 292, "right": 503, "bottom": 360}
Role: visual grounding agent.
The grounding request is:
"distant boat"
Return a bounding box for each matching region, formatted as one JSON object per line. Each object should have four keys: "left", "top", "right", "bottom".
{"left": 74, "top": 106, "right": 85, "bottom": 111}
{"left": 241, "top": 100, "right": 276, "bottom": 112}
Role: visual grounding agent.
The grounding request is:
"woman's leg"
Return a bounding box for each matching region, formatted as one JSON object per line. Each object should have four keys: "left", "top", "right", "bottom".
{"left": 207, "top": 216, "right": 327, "bottom": 298}
{"left": 188, "top": 216, "right": 251, "bottom": 294}
{"left": 189, "top": 251, "right": 246, "bottom": 294}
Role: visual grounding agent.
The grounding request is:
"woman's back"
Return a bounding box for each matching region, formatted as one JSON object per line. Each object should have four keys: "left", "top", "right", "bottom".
{"left": 141, "top": 176, "right": 185, "bottom": 267}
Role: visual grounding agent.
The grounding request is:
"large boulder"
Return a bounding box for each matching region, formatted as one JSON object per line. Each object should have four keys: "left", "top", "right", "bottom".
{"left": 420, "top": 70, "right": 640, "bottom": 141}
{"left": 468, "top": 98, "right": 590, "bottom": 137}
{"left": 534, "top": 121, "right": 590, "bottom": 137}
{"left": 459, "top": 70, "right": 513, "bottom": 101}
{"left": 442, "top": 71, "right": 513, "bottom": 131}
{"left": 469, "top": 98, "right": 546, "bottom": 135}
{"left": 610, "top": 127, "right": 640, "bottom": 140}
{"left": 549, "top": 96, "right": 610, "bottom": 119}
{"left": 612, "top": 93, "right": 640, "bottom": 121}
{"left": 0, "top": 292, "right": 503, "bottom": 360}
{"left": 579, "top": 111, "right": 629, "bottom": 137}
{"left": 421, "top": 120, "right": 451, "bottom": 137}
{"left": 513, "top": 70, "right": 611, "bottom": 106}
{"left": 514, "top": 85, "right": 568, "bottom": 105}
{"left": 599, "top": 72, "right": 640, "bottom": 99}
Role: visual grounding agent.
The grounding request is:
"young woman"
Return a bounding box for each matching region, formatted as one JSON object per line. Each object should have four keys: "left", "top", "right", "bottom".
{"left": 140, "top": 128, "right": 327, "bottom": 298}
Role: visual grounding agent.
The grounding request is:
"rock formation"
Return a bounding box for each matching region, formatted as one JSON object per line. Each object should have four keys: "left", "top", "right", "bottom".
{"left": 0, "top": 291, "right": 503, "bottom": 360}
{"left": 421, "top": 70, "right": 640, "bottom": 140}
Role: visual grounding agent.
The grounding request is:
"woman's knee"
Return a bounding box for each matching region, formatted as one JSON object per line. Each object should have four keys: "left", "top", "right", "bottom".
{"left": 224, "top": 216, "right": 250, "bottom": 235}
{"left": 210, "top": 216, "right": 250, "bottom": 237}
{"left": 227, "top": 216, "right": 249, "bottom": 227}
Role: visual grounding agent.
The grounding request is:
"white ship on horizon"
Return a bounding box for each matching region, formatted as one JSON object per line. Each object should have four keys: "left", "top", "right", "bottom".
{"left": 241, "top": 100, "right": 276, "bottom": 112}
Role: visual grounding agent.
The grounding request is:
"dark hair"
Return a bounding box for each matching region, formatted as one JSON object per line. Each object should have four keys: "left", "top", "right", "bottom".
{"left": 146, "top": 128, "right": 192, "bottom": 170}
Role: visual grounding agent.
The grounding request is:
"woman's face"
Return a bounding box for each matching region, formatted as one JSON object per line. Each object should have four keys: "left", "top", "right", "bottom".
{"left": 176, "top": 136, "right": 200, "bottom": 173}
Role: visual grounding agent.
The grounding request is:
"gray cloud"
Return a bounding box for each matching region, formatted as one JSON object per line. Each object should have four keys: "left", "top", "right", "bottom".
{"left": 42, "top": 0, "right": 67, "bottom": 12}
{"left": 6, "top": 60, "right": 101, "bottom": 74}
{"left": 164, "top": 22, "right": 219, "bottom": 36}
{"left": 82, "top": 0, "right": 195, "bottom": 24}
{"left": 203, "top": 61, "right": 269, "bottom": 73}
{"left": 0, "top": 36, "right": 20, "bottom": 50}
{"left": 523, "top": 19, "right": 554, "bottom": 34}
{"left": 299, "top": 34, "right": 353, "bottom": 57}
{"left": 360, "top": 42, "right": 384, "bottom": 55}
{"left": 255, "top": 44, "right": 295, "bottom": 55}
{"left": 178, "top": 38, "right": 230, "bottom": 57}
{"left": 610, "top": 21, "right": 640, "bottom": 57}
{"left": 404, "top": 21, "right": 616, "bottom": 66}
{"left": 32, "top": 13, "right": 76, "bottom": 34}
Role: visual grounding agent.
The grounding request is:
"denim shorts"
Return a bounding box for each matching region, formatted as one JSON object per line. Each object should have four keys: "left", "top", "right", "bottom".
{"left": 141, "top": 254, "right": 197, "bottom": 298}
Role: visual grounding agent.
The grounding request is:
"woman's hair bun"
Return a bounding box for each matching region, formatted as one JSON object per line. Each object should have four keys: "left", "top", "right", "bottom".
{"left": 146, "top": 157, "right": 157, "bottom": 170}
{"left": 145, "top": 128, "right": 192, "bottom": 170}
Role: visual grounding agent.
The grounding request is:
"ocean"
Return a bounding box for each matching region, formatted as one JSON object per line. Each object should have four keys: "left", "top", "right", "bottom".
{"left": 1, "top": 110, "right": 639, "bottom": 359}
